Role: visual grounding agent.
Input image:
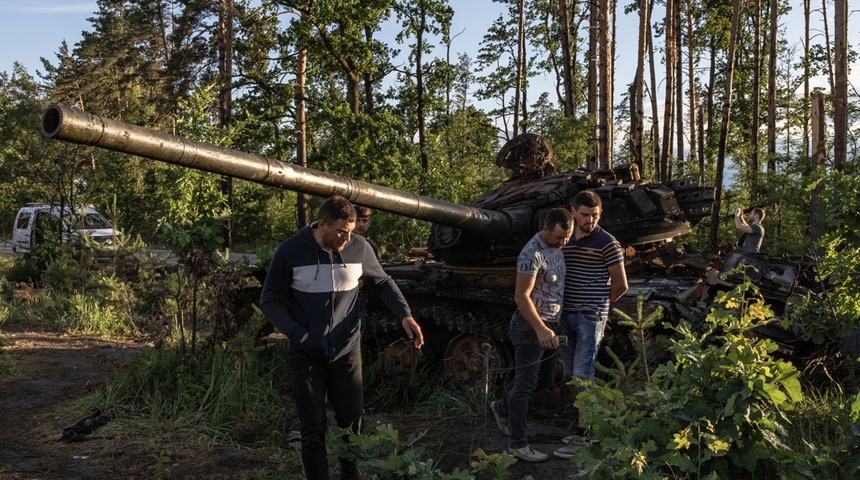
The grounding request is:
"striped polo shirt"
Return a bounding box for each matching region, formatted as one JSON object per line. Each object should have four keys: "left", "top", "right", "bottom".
{"left": 562, "top": 225, "right": 624, "bottom": 319}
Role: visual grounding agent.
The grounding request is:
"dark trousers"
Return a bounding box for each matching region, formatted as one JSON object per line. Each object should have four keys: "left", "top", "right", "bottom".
{"left": 290, "top": 348, "right": 363, "bottom": 480}
{"left": 497, "top": 313, "right": 559, "bottom": 449}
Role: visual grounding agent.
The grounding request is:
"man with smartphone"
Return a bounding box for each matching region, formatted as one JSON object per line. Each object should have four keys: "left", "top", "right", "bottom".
{"left": 489, "top": 207, "right": 574, "bottom": 463}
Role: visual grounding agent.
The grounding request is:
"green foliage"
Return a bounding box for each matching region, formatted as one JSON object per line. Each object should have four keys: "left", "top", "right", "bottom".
{"left": 93, "top": 335, "right": 292, "bottom": 432}
{"left": 798, "top": 168, "right": 860, "bottom": 342}
{"left": 328, "top": 423, "right": 475, "bottom": 479}
{"left": 571, "top": 274, "right": 805, "bottom": 478}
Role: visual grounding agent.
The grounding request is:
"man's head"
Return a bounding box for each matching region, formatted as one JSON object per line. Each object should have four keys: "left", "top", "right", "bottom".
{"left": 540, "top": 207, "right": 574, "bottom": 248}
{"left": 316, "top": 196, "right": 356, "bottom": 251}
{"left": 750, "top": 207, "right": 765, "bottom": 224}
{"left": 570, "top": 190, "right": 602, "bottom": 235}
{"left": 353, "top": 205, "right": 372, "bottom": 237}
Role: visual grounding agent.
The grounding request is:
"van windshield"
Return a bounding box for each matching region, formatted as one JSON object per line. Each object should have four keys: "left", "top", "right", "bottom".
{"left": 65, "top": 213, "right": 113, "bottom": 230}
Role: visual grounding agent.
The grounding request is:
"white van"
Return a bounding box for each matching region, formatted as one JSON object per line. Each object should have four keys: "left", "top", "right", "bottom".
{"left": 12, "top": 203, "right": 120, "bottom": 254}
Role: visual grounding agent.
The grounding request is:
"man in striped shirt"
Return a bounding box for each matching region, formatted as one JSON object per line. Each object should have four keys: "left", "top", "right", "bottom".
{"left": 554, "top": 190, "right": 628, "bottom": 458}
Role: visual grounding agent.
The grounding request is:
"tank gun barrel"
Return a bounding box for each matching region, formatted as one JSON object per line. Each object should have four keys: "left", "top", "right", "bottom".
{"left": 40, "top": 104, "right": 513, "bottom": 235}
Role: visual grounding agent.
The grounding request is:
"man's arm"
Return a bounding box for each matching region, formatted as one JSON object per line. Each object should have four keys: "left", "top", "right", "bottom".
{"left": 514, "top": 272, "right": 557, "bottom": 350}
{"left": 608, "top": 261, "right": 628, "bottom": 304}
{"left": 735, "top": 208, "right": 754, "bottom": 234}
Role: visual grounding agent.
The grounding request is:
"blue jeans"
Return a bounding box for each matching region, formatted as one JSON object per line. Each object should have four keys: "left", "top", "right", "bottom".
{"left": 290, "top": 348, "right": 363, "bottom": 480}
{"left": 496, "top": 313, "right": 559, "bottom": 449}
{"left": 559, "top": 312, "right": 606, "bottom": 382}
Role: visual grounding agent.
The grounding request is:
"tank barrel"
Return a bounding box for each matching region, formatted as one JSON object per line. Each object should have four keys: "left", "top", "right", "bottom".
{"left": 41, "top": 104, "right": 513, "bottom": 235}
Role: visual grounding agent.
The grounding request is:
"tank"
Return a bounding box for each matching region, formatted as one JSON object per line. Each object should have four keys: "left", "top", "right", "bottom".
{"left": 41, "top": 104, "right": 717, "bottom": 388}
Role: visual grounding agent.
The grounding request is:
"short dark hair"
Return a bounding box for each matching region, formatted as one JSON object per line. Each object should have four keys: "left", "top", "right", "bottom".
{"left": 572, "top": 190, "right": 601, "bottom": 209}
{"left": 751, "top": 207, "right": 765, "bottom": 221}
{"left": 354, "top": 205, "right": 373, "bottom": 218}
{"left": 545, "top": 207, "right": 574, "bottom": 231}
{"left": 318, "top": 196, "right": 356, "bottom": 223}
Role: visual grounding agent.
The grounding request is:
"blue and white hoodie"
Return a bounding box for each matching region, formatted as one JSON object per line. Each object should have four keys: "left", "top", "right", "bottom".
{"left": 259, "top": 224, "right": 412, "bottom": 361}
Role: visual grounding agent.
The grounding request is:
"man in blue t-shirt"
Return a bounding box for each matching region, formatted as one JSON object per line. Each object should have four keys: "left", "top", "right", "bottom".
{"left": 490, "top": 207, "right": 573, "bottom": 463}
{"left": 554, "top": 190, "right": 628, "bottom": 459}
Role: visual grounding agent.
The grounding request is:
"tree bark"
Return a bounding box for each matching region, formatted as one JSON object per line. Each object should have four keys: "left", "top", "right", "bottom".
{"left": 810, "top": 91, "right": 826, "bottom": 251}
{"left": 802, "top": 0, "right": 810, "bottom": 161}
{"left": 648, "top": 3, "right": 660, "bottom": 179}
{"left": 599, "top": 0, "right": 612, "bottom": 168}
{"left": 295, "top": 46, "right": 310, "bottom": 228}
{"left": 675, "top": 0, "right": 684, "bottom": 178}
{"left": 833, "top": 0, "right": 847, "bottom": 171}
{"left": 633, "top": 0, "right": 648, "bottom": 171}
{"left": 514, "top": 0, "right": 525, "bottom": 137}
{"left": 661, "top": 0, "right": 676, "bottom": 181}
{"left": 709, "top": 0, "right": 741, "bottom": 252}
{"left": 587, "top": 0, "right": 599, "bottom": 169}
{"left": 686, "top": 7, "right": 698, "bottom": 174}
{"left": 218, "top": 0, "right": 234, "bottom": 249}
{"left": 752, "top": 0, "right": 761, "bottom": 196}
{"left": 558, "top": 0, "right": 575, "bottom": 117}
{"left": 766, "top": 0, "right": 778, "bottom": 173}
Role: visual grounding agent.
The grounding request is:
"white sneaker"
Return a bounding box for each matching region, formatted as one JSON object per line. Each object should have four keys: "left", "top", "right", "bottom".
{"left": 489, "top": 401, "right": 509, "bottom": 436}
{"left": 508, "top": 445, "right": 549, "bottom": 462}
{"left": 553, "top": 445, "right": 576, "bottom": 459}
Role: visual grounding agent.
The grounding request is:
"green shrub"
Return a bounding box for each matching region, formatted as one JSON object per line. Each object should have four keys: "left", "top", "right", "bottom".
{"left": 571, "top": 274, "right": 804, "bottom": 478}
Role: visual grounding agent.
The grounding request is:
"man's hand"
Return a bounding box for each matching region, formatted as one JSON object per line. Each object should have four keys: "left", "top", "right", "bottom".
{"left": 536, "top": 326, "right": 557, "bottom": 350}
{"left": 401, "top": 316, "right": 424, "bottom": 349}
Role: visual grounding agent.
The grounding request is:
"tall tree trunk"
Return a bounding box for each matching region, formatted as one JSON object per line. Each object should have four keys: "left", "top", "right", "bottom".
{"left": 587, "top": 0, "right": 599, "bottom": 169}
{"left": 802, "top": 0, "right": 811, "bottom": 161}
{"left": 833, "top": 0, "right": 847, "bottom": 171}
{"left": 821, "top": 0, "right": 835, "bottom": 93}
{"left": 810, "top": 91, "right": 826, "bottom": 251}
{"left": 295, "top": 47, "right": 310, "bottom": 228}
{"left": 415, "top": 17, "right": 430, "bottom": 172}
{"left": 766, "top": 0, "right": 778, "bottom": 173}
{"left": 558, "top": 0, "right": 575, "bottom": 117}
{"left": 709, "top": 0, "right": 741, "bottom": 252}
{"left": 697, "top": 104, "right": 705, "bottom": 172}
{"left": 633, "top": 0, "right": 648, "bottom": 172}
{"left": 648, "top": 4, "right": 661, "bottom": 179}
{"left": 674, "top": 0, "right": 684, "bottom": 178}
{"left": 661, "top": 0, "right": 676, "bottom": 181}
{"left": 751, "top": 0, "right": 761, "bottom": 197}
{"left": 514, "top": 0, "right": 525, "bottom": 136}
{"left": 687, "top": 9, "right": 699, "bottom": 173}
{"left": 364, "top": 25, "right": 375, "bottom": 114}
{"left": 599, "top": 0, "right": 612, "bottom": 168}
{"left": 218, "top": 0, "right": 234, "bottom": 249}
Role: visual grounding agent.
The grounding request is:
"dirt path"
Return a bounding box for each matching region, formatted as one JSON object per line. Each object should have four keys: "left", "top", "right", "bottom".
{"left": 0, "top": 329, "right": 143, "bottom": 479}
{"left": 0, "top": 328, "right": 583, "bottom": 479}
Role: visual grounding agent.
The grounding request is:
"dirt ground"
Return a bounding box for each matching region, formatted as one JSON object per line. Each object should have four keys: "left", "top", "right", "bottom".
{"left": 0, "top": 327, "right": 584, "bottom": 479}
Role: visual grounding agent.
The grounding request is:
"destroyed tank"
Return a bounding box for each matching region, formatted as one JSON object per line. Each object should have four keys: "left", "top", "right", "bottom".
{"left": 41, "top": 104, "right": 716, "bottom": 388}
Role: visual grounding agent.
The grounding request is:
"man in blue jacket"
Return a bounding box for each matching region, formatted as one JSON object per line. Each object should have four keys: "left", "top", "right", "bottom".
{"left": 260, "top": 196, "right": 424, "bottom": 480}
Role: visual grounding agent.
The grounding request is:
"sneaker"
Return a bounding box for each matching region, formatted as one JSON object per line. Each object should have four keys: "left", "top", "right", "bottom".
{"left": 508, "top": 445, "right": 549, "bottom": 462}
{"left": 489, "top": 401, "right": 509, "bottom": 436}
{"left": 553, "top": 445, "right": 576, "bottom": 459}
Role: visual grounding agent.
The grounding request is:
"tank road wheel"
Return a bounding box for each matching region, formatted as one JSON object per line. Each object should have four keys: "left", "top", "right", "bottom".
{"left": 381, "top": 339, "right": 425, "bottom": 380}
{"left": 444, "top": 334, "right": 510, "bottom": 391}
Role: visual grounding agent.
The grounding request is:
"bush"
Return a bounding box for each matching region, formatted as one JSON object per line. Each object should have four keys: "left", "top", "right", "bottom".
{"left": 571, "top": 275, "right": 804, "bottom": 478}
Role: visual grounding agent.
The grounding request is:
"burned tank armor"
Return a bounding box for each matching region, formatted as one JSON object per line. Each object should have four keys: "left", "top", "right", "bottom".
{"left": 41, "top": 104, "right": 724, "bottom": 390}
